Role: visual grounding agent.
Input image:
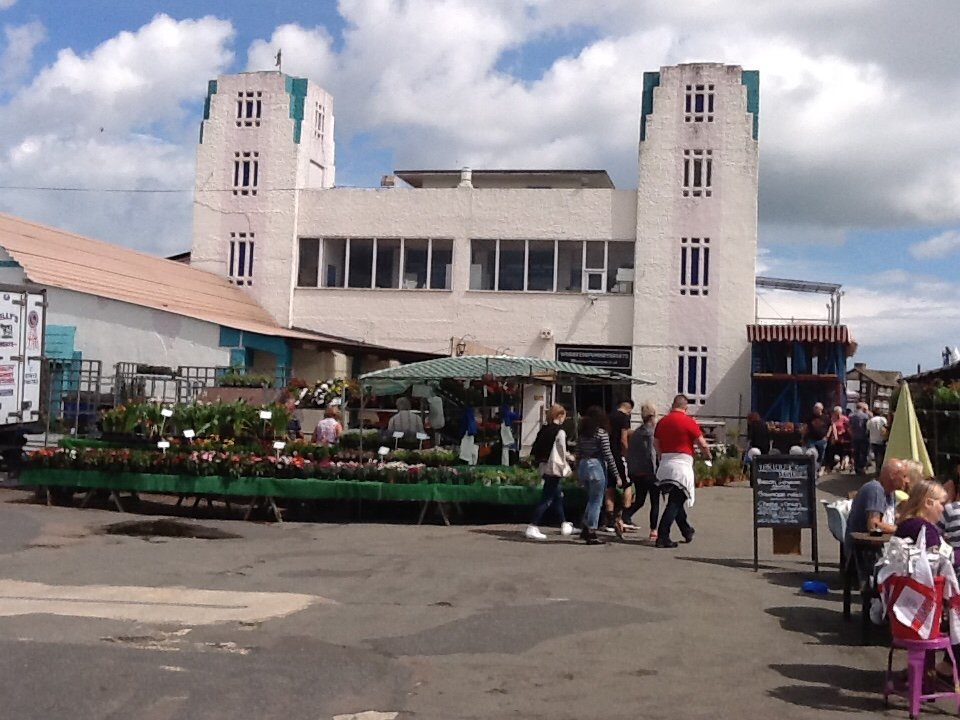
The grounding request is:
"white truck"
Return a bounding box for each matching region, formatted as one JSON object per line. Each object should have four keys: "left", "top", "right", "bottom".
{"left": 0, "top": 285, "right": 46, "bottom": 474}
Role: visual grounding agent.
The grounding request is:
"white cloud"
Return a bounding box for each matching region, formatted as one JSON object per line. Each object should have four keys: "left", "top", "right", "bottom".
{"left": 0, "top": 13, "right": 235, "bottom": 254}
{"left": 910, "top": 229, "right": 960, "bottom": 260}
{"left": 0, "top": 0, "right": 17, "bottom": 10}
{"left": 0, "top": 21, "right": 45, "bottom": 91}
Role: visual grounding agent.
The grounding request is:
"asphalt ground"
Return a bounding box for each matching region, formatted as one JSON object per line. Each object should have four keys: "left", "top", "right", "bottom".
{"left": 0, "top": 473, "right": 932, "bottom": 720}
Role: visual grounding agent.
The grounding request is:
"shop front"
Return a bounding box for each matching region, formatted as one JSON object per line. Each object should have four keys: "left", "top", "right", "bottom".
{"left": 554, "top": 345, "right": 633, "bottom": 413}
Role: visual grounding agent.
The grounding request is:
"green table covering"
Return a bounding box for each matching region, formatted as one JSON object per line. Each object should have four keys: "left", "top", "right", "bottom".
{"left": 19, "top": 469, "right": 563, "bottom": 506}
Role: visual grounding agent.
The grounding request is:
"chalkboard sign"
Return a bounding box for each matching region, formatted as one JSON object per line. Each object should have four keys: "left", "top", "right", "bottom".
{"left": 753, "top": 456, "right": 815, "bottom": 528}
{"left": 751, "top": 454, "right": 818, "bottom": 572}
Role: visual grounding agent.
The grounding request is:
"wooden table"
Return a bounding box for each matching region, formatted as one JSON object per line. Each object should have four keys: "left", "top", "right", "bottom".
{"left": 844, "top": 531, "right": 892, "bottom": 644}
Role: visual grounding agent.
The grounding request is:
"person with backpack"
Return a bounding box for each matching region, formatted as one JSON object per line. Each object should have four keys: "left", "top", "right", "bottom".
{"left": 525, "top": 404, "right": 575, "bottom": 540}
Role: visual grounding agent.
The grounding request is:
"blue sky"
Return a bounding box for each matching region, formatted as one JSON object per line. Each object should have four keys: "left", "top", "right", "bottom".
{"left": 0, "top": 1, "right": 956, "bottom": 374}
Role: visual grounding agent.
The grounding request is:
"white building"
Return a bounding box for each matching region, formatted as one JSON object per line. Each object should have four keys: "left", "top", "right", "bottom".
{"left": 0, "top": 213, "right": 418, "bottom": 401}
{"left": 191, "top": 64, "right": 760, "bottom": 422}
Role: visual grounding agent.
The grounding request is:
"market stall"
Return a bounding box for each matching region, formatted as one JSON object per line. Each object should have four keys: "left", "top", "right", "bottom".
{"left": 358, "top": 354, "right": 654, "bottom": 456}
{"left": 22, "top": 355, "right": 653, "bottom": 523}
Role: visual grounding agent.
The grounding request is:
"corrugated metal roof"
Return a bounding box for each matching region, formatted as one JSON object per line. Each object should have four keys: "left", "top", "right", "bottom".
{"left": 359, "top": 355, "right": 655, "bottom": 390}
{"left": 0, "top": 212, "right": 322, "bottom": 341}
{"left": 747, "top": 324, "right": 856, "bottom": 345}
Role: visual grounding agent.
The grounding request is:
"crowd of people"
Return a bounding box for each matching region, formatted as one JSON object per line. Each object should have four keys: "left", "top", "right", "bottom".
{"left": 743, "top": 401, "right": 891, "bottom": 477}
{"left": 526, "top": 393, "right": 710, "bottom": 547}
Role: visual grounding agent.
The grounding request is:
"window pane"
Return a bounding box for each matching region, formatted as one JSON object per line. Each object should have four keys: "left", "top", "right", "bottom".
{"left": 680, "top": 245, "right": 687, "bottom": 286}
{"left": 403, "top": 238, "right": 428, "bottom": 288}
{"left": 690, "top": 247, "right": 700, "bottom": 285}
{"left": 348, "top": 238, "right": 374, "bottom": 288}
{"left": 687, "top": 356, "right": 697, "bottom": 395}
{"left": 703, "top": 247, "right": 710, "bottom": 286}
{"left": 498, "top": 240, "right": 525, "bottom": 291}
{"left": 248, "top": 242, "right": 254, "bottom": 280}
{"left": 694, "top": 93, "right": 704, "bottom": 113}
{"left": 297, "top": 238, "right": 319, "bottom": 287}
{"left": 527, "top": 240, "right": 554, "bottom": 291}
{"left": 228, "top": 241, "right": 236, "bottom": 277}
{"left": 606, "top": 241, "right": 633, "bottom": 292}
{"left": 375, "top": 238, "right": 400, "bottom": 289}
{"left": 585, "top": 242, "right": 605, "bottom": 269}
{"left": 557, "top": 241, "right": 583, "bottom": 292}
{"left": 430, "top": 238, "right": 452, "bottom": 289}
{"left": 677, "top": 356, "right": 684, "bottom": 393}
{"left": 322, "top": 238, "right": 346, "bottom": 287}
{"left": 700, "top": 357, "right": 708, "bottom": 396}
{"left": 237, "top": 242, "right": 246, "bottom": 278}
{"left": 693, "top": 159, "right": 702, "bottom": 187}
{"left": 587, "top": 272, "right": 604, "bottom": 291}
{"left": 470, "top": 239, "right": 496, "bottom": 290}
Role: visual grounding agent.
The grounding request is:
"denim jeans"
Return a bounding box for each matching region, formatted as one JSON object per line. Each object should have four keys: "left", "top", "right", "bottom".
{"left": 578, "top": 459, "right": 606, "bottom": 530}
{"left": 852, "top": 437, "right": 869, "bottom": 473}
{"left": 657, "top": 486, "right": 692, "bottom": 541}
{"left": 806, "top": 438, "right": 827, "bottom": 465}
{"left": 531, "top": 475, "right": 565, "bottom": 526}
{"left": 623, "top": 474, "right": 660, "bottom": 530}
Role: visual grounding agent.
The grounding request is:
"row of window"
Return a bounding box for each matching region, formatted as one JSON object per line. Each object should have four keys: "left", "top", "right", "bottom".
{"left": 295, "top": 237, "right": 712, "bottom": 295}
{"left": 235, "top": 90, "right": 327, "bottom": 139}
{"left": 228, "top": 234, "right": 255, "bottom": 285}
{"left": 298, "top": 237, "right": 453, "bottom": 290}
{"left": 685, "top": 84, "right": 714, "bottom": 123}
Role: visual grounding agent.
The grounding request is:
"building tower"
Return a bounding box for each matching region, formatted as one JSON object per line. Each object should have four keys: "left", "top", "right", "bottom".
{"left": 191, "top": 71, "right": 335, "bottom": 325}
{"left": 633, "top": 64, "right": 759, "bottom": 417}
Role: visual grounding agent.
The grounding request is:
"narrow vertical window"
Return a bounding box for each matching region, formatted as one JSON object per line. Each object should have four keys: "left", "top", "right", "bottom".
{"left": 228, "top": 233, "right": 255, "bottom": 286}
{"left": 677, "top": 346, "right": 708, "bottom": 404}
{"left": 684, "top": 84, "right": 714, "bottom": 123}
{"left": 233, "top": 151, "right": 259, "bottom": 195}
{"left": 680, "top": 238, "right": 710, "bottom": 296}
{"left": 682, "top": 150, "right": 713, "bottom": 197}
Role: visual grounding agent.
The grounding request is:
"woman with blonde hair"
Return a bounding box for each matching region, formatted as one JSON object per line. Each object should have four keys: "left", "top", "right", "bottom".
{"left": 525, "top": 404, "right": 575, "bottom": 540}
{"left": 315, "top": 405, "right": 342, "bottom": 446}
{"left": 624, "top": 402, "right": 660, "bottom": 540}
{"left": 894, "top": 478, "right": 948, "bottom": 549}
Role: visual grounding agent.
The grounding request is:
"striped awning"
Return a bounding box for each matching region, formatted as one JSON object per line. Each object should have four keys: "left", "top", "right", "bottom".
{"left": 359, "top": 355, "right": 655, "bottom": 392}
{"left": 747, "top": 324, "right": 855, "bottom": 346}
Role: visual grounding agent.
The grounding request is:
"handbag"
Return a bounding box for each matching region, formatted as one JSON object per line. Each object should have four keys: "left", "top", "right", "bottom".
{"left": 545, "top": 443, "right": 572, "bottom": 478}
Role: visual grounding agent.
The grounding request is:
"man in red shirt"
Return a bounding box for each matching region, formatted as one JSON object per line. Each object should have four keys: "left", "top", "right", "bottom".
{"left": 654, "top": 394, "right": 711, "bottom": 548}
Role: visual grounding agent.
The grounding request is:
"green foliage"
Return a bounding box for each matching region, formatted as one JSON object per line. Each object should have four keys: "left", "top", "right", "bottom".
{"left": 217, "top": 370, "right": 274, "bottom": 388}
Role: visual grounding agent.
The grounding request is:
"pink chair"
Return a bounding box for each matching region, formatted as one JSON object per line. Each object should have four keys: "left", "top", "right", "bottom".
{"left": 884, "top": 635, "right": 960, "bottom": 718}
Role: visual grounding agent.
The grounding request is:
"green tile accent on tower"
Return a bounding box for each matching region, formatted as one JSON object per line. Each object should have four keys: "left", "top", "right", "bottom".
{"left": 284, "top": 75, "right": 308, "bottom": 144}
{"left": 639, "top": 71, "right": 660, "bottom": 142}
{"left": 200, "top": 79, "right": 218, "bottom": 144}
{"left": 741, "top": 70, "right": 759, "bottom": 140}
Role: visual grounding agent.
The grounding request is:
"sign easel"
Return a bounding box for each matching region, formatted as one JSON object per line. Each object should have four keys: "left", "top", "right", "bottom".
{"left": 752, "top": 454, "right": 819, "bottom": 573}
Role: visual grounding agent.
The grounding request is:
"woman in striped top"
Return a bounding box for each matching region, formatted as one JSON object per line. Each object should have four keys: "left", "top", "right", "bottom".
{"left": 577, "top": 406, "right": 623, "bottom": 545}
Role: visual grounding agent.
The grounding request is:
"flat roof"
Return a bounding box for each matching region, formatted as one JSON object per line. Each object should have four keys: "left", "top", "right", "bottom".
{"left": 394, "top": 169, "right": 615, "bottom": 189}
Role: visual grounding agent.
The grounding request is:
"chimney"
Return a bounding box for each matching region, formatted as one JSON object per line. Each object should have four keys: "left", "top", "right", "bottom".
{"left": 854, "top": 362, "right": 866, "bottom": 371}
{"left": 380, "top": 174, "right": 396, "bottom": 188}
{"left": 458, "top": 167, "right": 473, "bottom": 188}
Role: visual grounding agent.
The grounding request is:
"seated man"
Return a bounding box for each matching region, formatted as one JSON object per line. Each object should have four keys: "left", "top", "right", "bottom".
{"left": 844, "top": 458, "right": 909, "bottom": 555}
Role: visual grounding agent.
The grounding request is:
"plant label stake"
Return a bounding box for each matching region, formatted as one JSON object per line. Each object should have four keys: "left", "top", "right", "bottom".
{"left": 183, "top": 429, "right": 195, "bottom": 441}
{"left": 416, "top": 431, "right": 429, "bottom": 450}
{"left": 157, "top": 440, "right": 170, "bottom": 455}
{"left": 159, "top": 407, "right": 173, "bottom": 435}
{"left": 259, "top": 410, "right": 273, "bottom": 420}
{"left": 392, "top": 430, "right": 404, "bottom": 450}
{"left": 377, "top": 446, "right": 390, "bottom": 465}
{"left": 272, "top": 440, "right": 285, "bottom": 459}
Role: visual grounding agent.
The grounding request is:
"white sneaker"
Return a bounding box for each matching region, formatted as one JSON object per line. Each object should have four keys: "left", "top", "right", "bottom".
{"left": 560, "top": 522, "right": 574, "bottom": 536}
{"left": 525, "top": 525, "right": 547, "bottom": 540}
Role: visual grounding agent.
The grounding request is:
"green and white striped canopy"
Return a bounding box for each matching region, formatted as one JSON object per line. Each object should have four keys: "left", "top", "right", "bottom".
{"left": 359, "top": 355, "right": 654, "bottom": 394}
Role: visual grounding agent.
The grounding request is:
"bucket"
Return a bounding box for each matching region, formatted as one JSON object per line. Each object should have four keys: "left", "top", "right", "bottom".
{"left": 886, "top": 575, "right": 945, "bottom": 641}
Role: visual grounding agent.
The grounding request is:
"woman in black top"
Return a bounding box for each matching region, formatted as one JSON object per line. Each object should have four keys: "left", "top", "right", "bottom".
{"left": 576, "top": 406, "right": 623, "bottom": 545}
